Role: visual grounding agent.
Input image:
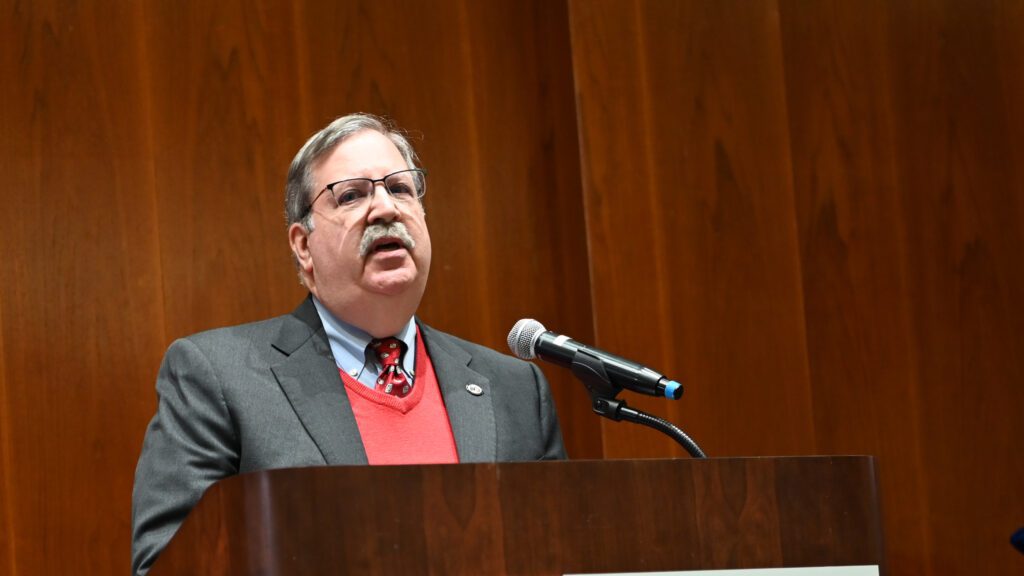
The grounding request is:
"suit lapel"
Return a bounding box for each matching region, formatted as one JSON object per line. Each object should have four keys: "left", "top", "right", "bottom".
{"left": 270, "top": 298, "right": 368, "bottom": 466}
{"left": 420, "top": 323, "right": 497, "bottom": 463}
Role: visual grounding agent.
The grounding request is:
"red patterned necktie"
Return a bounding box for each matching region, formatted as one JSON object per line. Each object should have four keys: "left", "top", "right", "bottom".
{"left": 369, "top": 337, "right": 411, "bottom": 397}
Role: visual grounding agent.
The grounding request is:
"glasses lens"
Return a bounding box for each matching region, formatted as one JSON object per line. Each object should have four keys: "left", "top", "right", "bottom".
{"left": 332, "top": 180, "right": 374, "bottom": 206}
{"left": 386, "top": 170, "right": 425, "bottom": 199}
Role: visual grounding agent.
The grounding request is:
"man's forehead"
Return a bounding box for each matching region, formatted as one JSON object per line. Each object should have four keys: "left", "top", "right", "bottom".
{"left": 314, "top": 130, "right": 408, "bottom": 182}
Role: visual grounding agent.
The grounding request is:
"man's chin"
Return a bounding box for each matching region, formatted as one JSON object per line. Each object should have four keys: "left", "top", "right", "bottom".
{"left": 362, "top": 269, "right": 420, "bottom": 296}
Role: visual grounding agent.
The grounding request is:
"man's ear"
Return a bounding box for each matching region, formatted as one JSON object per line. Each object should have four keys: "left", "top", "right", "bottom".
{"left": 288, "top": 222, "right": 314, "bottom": 280}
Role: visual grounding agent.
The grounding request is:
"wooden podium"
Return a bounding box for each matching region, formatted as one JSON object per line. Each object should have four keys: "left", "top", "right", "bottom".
{"left": 150, "top": 456, "right": 883, "bottom": 574}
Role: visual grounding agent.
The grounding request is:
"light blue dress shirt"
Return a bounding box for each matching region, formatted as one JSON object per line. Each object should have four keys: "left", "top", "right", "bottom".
{"left": 311, "top": 296, "right": 417, "bottom": 389}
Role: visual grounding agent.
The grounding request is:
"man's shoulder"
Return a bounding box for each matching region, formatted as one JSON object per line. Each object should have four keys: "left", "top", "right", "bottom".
{"left": 169, "top": 303, "right": 315, "bottom": 362}
{"left": 155, "top": 309, "right": 318, "bottom": 386}
{"left": 182, "top": 314, "right": 286, "bottom": 346}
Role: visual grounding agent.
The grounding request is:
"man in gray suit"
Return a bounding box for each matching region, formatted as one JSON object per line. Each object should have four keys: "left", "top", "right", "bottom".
{"left": 131, "top": 114, "right": 566, "bottom": 575}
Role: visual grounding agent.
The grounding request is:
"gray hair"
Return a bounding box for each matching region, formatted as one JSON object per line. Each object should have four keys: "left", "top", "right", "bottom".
{"left": 285, "top": 113, "right": 420, "bottom": 231}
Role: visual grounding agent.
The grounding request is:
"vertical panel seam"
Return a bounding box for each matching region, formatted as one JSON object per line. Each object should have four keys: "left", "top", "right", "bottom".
{"left": 135, "top": 1, "right": 168, "bottom": 348}
{"left": 290, "top": 0, "right": 312, "bottom": 132}
{"left": 0, "top": 297, "right": 17, "bottom": 576}
{"left": 565, "top": 0, "right": 607, "bottom": 458}
{"left": 774, "top": 0, "right": 821, "bottom": 455}
{"left": 454, "top": 0, "right": 494, "bottom": 341}
{"left": 631, "top": 0, "right": 677, "bottom": 456}
{"left": 565, "top": 0, "right": 600, "bottom": 346}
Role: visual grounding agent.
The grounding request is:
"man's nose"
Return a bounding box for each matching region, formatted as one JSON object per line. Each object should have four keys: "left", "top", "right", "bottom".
{"left": 365, "top": 183, "right": 400, "bottom": 222}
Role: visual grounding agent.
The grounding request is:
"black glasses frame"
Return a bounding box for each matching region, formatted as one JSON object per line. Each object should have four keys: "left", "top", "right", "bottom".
{"left": 304, "top": 168, "right": 427, "bottom": 218}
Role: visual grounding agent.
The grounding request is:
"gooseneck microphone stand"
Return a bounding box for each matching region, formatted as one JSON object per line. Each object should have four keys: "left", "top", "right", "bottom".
{"left": 570, "top": 348, "right": 706, "bottom": 458}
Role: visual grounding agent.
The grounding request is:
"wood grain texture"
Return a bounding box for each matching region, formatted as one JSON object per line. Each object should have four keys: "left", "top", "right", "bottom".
{"left": 883, "top": 1, "right": 1024, "bottom": 572}
{"left": 142, "top": 0, "right": 310, "bottom": 337}
{"left": 780, "top": 0, "right": 1024, "bottom": 573}
{"left": 568, "top": 0, "right": 816, "bottom": 459}
{"left": 0, "top": 292, "right": 12, "bottom": 576}
{"left": 571, "top": 0, "right": 1024, "bottom": 574}
{"left": 776, "top": 1, "right": 935, "bottom": 571}
{"left": 150, "top": 458, "right": 883, "bottom": 574}
{"left": 0, "top": 1, "right": 167, "bottom": 573}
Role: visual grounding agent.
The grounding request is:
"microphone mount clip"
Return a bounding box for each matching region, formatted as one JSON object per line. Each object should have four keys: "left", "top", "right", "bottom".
{"left": 570, "top": 348, "right": 706, "bottom": 458}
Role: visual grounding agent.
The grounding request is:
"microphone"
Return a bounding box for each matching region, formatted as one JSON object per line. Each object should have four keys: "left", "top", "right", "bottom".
{"left": 1012, "top": 527, "right": 1024, "bottom": 555}
{"left": 507, "top": 319, "right": 683, "bottom": 400}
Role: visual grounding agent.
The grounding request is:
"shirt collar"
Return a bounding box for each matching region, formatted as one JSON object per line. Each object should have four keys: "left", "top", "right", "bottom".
{"left": 311, "top": 295, "right": 417, "bottom": 380}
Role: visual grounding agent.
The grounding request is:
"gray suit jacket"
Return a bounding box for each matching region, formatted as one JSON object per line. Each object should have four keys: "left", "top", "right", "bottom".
{"left": 131, "top": 297, "right": 565, "bottom": 575}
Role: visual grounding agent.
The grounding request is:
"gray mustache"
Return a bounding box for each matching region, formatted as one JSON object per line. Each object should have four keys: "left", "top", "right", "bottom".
{"left": 359, "top": 222, "right": 416, "bottom": 257}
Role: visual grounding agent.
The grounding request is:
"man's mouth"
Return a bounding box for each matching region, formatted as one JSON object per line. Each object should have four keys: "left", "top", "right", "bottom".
{"left": 370, "top": 237, "right": 407, "bottom": 254}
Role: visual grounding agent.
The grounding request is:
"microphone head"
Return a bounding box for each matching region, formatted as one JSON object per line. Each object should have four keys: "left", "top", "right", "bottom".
{"left": 507, "top": 319, "right": 546, "bottom": 360}
{"left": 1012, "top": 527, "right": 1024, "bottom": 555}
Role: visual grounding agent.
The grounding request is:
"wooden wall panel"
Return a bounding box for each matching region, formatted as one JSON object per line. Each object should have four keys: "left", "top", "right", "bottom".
{"left": 776, "top": 2, "right": 935, "bottom": 572}
{"left": 883, "top": 1, "right": 1024, "bottom": 571}
{"left": 0, "top": 1, "right": 168, "bottom": 573}
{"left": 780, "top": 1, "right": 1024, "bottom": 573}
{"left": 0, "top": 298, "right": 11, "bottom": 575}
{"left": 143, "top": 0, "right": 311, "bottom": 339}
{"left": 568, "top": 0, "right": 816, "bottom": 459}
{"left": 571, "top": 0, "right": 1024, "bottom": 573}
{"left": 1, "top": 1, "right": 598, "bottom": 574}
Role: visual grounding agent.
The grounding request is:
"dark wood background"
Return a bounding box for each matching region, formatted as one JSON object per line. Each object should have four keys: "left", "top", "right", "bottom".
{"left": 2, "top": 0, "right": 1022, "bottom": 574}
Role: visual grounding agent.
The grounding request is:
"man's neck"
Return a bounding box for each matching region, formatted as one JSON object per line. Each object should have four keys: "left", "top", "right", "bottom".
{"left": 311, "top": 295, "right": 416, "bottom": 339}
{"left": 311, "top": 295, "right": 417, "bottom": 388}
{"left": 309, "top": 292, "right": 417, "bottom": 338}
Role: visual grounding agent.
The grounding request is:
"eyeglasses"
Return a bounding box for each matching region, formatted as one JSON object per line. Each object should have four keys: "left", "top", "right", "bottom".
{"left": 306, "top": 168, "right": 427, "bottom": 216}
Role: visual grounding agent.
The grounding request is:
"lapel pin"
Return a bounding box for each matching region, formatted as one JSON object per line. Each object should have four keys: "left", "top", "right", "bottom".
{"left": 465, "top": 383, "right": 484, "bottom": 396}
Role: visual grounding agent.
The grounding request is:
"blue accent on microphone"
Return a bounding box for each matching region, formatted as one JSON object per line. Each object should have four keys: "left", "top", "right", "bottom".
{"left": 1012, "top": 526, "right": 1024, "bottom": 554}
{"left": 663, "top": 380, "right": 681, "bottom": 399}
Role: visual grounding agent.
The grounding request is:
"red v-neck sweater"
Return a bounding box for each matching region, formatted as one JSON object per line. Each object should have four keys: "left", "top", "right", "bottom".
{"left": 338, "top": 328, "right": 460, "bottom": 465}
